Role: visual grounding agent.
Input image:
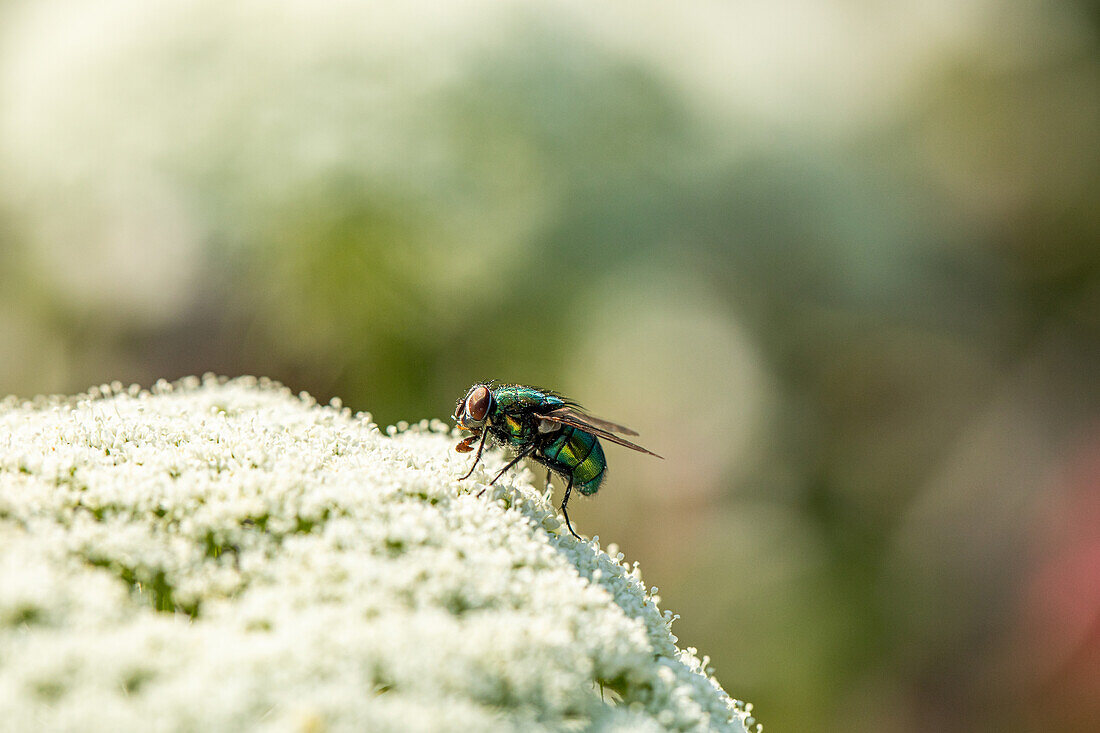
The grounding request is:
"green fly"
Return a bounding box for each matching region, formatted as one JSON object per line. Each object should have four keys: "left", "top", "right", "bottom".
{"left": 453, "top": 383, "right": 661, "bottom": 539}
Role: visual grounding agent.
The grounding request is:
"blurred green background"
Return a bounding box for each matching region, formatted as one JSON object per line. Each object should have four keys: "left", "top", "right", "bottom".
{"left": 1, "top": 1, "right": 1098, "bottom": 730}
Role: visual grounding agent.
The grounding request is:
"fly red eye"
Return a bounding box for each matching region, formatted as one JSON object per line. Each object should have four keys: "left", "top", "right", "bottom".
{"left": 465, "top": 386, "right": 491, "bottom": 422}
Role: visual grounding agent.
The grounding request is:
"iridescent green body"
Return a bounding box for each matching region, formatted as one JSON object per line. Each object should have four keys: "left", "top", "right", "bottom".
{"left": 485, "top": 385, "right": 606, "bottom": 495}
{"left": 541, "top": 426, "right": 605, "bottom": 495}
{"left": 453, "top": 382, "right": 660, "bottom": 539}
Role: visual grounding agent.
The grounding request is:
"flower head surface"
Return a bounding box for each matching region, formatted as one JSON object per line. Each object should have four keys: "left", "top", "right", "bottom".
{"left": 0, "top": 376, "right": 757, "bottom": 732}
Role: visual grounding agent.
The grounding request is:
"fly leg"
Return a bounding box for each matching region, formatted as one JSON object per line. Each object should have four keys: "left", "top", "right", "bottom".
{"left": 560, "top": 475, "right": 580, "bottom": 540}
{"left": 459, "top": 429, "right": 489, "bottom": 480}
{"left": 489, "top": 446, "right": 535, "bottom": 485}
{"left": 477, "top": 446, "right": 535, "bottom": 497}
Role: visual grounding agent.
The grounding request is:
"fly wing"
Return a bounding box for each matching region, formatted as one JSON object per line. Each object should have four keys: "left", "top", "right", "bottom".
{"left": 542, "top": 403, "right": 640, "bottom": 435}
{"left": 540, "top": 407, "right": 663, "bottom": 458}
{"left": 572, "top": 412, "right": 639, "bottom": 436}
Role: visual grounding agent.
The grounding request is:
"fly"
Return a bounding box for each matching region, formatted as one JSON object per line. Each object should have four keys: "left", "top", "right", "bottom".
{"left": 452, "top": 382, "right": 662, "bottom": 539}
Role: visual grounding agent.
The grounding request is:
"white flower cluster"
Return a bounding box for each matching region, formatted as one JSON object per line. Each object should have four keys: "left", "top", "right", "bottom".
{"left": 0, "top": 376, "right": 757, "bottom": 732}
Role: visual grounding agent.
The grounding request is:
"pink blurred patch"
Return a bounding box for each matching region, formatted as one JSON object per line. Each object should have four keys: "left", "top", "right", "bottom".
{"left": 1013, "top": 427, "right": 1100, "bottom": 730}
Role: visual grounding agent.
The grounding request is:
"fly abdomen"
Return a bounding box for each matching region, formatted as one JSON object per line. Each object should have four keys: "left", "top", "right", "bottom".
{"left": 541, "top": 426, "right": 606, "bottom": 496}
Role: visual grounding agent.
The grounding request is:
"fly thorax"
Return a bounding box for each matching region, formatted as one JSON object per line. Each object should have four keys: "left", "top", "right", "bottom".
{"left": 501, "top": 415, "right": 527, "bottom": 439}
